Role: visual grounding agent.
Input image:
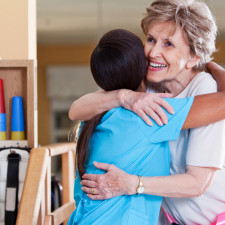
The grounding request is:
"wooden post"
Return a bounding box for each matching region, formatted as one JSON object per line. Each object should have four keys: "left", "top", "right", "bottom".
{"left": 62, "top": 150, "right": 75, "bottom": 225}
{"left": 17, "top": 143, "right": 76, "bottom": 225}
{"left": 16, "top": 148, "right": 49, "bottom": 225}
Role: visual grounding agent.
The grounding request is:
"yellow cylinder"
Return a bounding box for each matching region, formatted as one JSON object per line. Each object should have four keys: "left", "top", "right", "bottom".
{"left": 11, "top": 131, "right": 25, "bottom": 140}
{"left": 0, "top": 131, "right": 6, "bottom": 140}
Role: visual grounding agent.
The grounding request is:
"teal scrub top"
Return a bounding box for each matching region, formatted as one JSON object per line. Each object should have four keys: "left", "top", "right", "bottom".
{"left": 68, "top": 97, "right": 194, "bottom": 225}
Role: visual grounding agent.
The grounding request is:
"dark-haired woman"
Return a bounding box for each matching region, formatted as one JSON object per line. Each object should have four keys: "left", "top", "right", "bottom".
{"left": 68, "top": 29, "right": 225, "bottom": 225}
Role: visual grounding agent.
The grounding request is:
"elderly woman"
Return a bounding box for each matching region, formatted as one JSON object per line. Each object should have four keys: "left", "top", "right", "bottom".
{"left": 69, "top": 0, "right": 225, "bottom": 224}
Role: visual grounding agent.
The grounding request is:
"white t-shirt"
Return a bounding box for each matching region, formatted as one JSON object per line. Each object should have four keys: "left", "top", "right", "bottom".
{"left": 158, "top": 72, "right": 225, "bottom": 225}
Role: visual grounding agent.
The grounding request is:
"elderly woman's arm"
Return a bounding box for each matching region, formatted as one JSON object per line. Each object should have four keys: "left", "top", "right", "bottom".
{"left": 69, "top": 64, "right": 223, "bottom": 127}
{"left": 182, "top": 62, "right": 225, "bottom": 129}
{"left": 69, "top": 89, "right": 123, "bottom": 121}
{"left": 140, "top": 166, "right": 217, "bottom": 197}
{"left": 69, "top": 90, "right": 174, "bottom": 126}
{"left": 81, "top": 162, "right": 217, "bottom": 199}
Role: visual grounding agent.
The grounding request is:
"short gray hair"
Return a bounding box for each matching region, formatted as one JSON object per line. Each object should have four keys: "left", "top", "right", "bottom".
{"left": 141, "top": 0, "right": 217, "bottom": 70}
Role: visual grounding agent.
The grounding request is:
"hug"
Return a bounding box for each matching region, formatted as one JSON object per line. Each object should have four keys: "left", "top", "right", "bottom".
{"left": 68, "top": 0, "right": 225, "bottom": 224}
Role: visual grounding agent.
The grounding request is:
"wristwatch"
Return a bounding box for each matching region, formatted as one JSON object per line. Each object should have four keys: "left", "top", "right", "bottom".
{"left": 136, "top": 175, "right": 144, "bottom": 194}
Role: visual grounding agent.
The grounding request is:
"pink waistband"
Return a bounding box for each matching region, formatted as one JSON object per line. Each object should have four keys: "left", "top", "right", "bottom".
{"left": 162, "top": 208, "right": 225, "bottom": 225}
{"left": 212, "top": 212, "right": 225, "bottom": 225}
{"left": 162, "top": 207, "right": 177, "bottom": 224}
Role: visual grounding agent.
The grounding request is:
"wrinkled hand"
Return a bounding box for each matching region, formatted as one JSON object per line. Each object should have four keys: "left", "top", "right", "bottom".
{"left": 119, "top": 90, "right": 174, "bottom": 126}
{"left": 81, "top": 162, "right": 138, "bottom": 200}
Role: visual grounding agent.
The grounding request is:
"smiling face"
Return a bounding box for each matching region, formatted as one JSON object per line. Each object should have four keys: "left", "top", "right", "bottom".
{"left": 144, "top": 21, "right": 199, "bottom": 86}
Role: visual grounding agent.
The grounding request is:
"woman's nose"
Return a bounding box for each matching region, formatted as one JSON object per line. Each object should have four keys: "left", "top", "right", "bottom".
{"left": 149, "top": 43, "right": 163, "bottom": 58}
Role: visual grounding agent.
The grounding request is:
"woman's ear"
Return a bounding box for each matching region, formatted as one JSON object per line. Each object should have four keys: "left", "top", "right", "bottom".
{"left": 186, "top": 55, "right": 200, "bottom": 69}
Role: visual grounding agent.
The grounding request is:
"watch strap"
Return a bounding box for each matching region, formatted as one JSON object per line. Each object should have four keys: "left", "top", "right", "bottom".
{"left": 136, "top": 175, "right": 144, "bottom": 194}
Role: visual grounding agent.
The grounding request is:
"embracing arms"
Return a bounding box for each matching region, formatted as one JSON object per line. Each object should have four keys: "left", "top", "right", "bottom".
{"left": 80, "top": 62, "right": 225, "bottom": 200}
{"left": 69, "top": 90, "right": 174, "bottom": 126}
{"left": 81, "top": 162, "right": 217, "bottom": 199}
{"left": 70, "top": 63, "right": 225, "bottom": 130}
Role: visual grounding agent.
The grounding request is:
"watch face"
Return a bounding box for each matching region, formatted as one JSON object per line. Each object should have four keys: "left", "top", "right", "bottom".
{"left": 137, "top": 186, "right": 144, "bottom": 194}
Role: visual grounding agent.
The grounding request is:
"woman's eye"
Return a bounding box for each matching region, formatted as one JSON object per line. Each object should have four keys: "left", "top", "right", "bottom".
{"left": 165, "top": 41, "right": 174, "bottom": 47}
{"left": 147, "top": 37, "right": 155, "bottom": 43}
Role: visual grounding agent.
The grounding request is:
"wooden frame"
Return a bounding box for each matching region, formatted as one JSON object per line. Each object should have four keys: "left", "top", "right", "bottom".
{"left": 0, "top": 59, "right": 37, "bottom": 147}
{"left": 16, "top": 142, "right": 76, "bottom": 225}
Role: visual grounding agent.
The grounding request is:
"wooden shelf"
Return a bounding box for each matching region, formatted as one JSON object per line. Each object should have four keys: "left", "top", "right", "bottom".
{"left": 0, "top": 60, "right": 37, "bottom": 148}
{"left": 0, "top": 140, "right": 28, "bottom": 148}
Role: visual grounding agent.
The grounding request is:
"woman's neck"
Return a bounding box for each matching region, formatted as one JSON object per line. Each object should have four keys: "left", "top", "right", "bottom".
{"left": 146, "top": 70, "right": 199, "bottom": 96}
{"left": 166, "top": 70, "right": 199, "bottom": 96}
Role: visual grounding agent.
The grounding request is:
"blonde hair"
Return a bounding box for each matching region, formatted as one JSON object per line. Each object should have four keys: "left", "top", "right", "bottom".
{"left": 141, "top": 0, "right": 217, "bottom": 70}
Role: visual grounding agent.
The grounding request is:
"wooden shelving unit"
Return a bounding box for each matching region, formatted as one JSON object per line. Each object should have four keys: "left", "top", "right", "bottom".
{"left": 0, "top": 60, "right": 37, "bottom": 148}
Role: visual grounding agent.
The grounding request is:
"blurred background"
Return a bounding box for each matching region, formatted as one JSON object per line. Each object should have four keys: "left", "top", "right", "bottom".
{"left": 37, "top": 0, "right": 225, "bottom": 146}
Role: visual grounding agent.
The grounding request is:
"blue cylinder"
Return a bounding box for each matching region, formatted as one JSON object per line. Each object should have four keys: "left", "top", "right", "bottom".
{"left": 0, "top": 113, "right": 6, "bottom": 131}
{"left": 11, "top": 96, "right": 25, "bottom": 132}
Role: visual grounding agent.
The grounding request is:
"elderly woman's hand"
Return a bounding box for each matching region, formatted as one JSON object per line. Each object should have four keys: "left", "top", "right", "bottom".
{"left": 80, "top": 162, "right": 138, "bottom": 200}
{"left": 118, "top": 90, "right": 174, "bottom": 126}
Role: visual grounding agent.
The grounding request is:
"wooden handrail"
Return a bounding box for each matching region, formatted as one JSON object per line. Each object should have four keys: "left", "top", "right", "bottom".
{"left": 47, "top": 142, "right": 76, "bottom": 156}
{"left": 50, "top": 201, "right": 75, "bottom": 225}
{"left": 16, "top": 143, "right": 76, "bottom": 225}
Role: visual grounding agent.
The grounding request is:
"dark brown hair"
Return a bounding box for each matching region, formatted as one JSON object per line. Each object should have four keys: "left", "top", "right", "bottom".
{"left": 77, "top": 29, "right": 146, "bottom": 178}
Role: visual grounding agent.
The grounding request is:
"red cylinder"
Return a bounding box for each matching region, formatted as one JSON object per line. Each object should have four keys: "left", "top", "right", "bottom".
{"left": 0, "top": 79, "right": 5, "bottom": 114}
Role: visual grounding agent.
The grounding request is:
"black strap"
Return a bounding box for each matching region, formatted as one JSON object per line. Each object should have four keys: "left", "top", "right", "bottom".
{"left": 5, "top": 152, "right": 21, "bottom": 225}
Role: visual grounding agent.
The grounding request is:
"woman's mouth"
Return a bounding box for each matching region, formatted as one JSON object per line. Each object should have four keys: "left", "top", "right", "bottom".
{"left": 148, "top": 61, "right": 167, "bottom": 71}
